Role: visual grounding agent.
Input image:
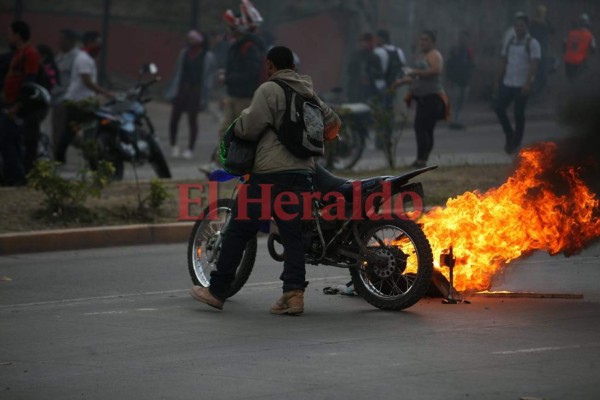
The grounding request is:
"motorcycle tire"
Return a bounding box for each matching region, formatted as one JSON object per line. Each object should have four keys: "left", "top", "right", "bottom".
{"left": 187, "top": 198, "right": 257, "bottom": 298}
{"left": 146, "top": 135, "right": 172, "bottom": 179}
{"left": 320, "top": 127, "right": 364, "bottom": 171}
{"left": 87, "top": 132, "right": 124, "bottom": 180}
{"left": 350, "top": 219, "right": 433, "bottom": 311}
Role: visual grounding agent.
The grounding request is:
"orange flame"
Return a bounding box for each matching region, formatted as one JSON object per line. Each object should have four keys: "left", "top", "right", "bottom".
{"left": 420, "top": 142, "right": 600, "bottom": 292}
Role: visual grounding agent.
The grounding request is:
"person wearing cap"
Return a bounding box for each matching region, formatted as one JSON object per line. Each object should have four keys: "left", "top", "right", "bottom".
{"left": 199, "top": 0, "right": 266, "bottom": 174}
{"left": 495, "top": 14, "right": 541, "bottom": 155}
{"left": 51, "top": 28, "right": 80, "bottom": 147}
{"left": 564, "top": 13, "right": 596, "bottom": 84}
{"left": 165, "top": 30, "right": 217, "bottom": 160}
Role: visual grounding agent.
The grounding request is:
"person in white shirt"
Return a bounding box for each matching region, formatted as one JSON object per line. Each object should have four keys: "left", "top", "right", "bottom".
{"left": 495, "top": 14, "right": 541, "bottom": 154}
{"left": 55, "top": 31, "right": 113, "bottom": 163}
{"left": 51, "top": 29, "right": 80, "bottom": 147}
{"left": 373, "top": 29, "right": 406, "bottom": 148}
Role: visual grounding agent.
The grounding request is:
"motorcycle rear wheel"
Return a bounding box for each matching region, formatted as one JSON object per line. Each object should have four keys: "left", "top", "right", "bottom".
{"left": 187, "top": 198, "right": 256, "bottom": 298}
{"left": 321, "top": 126, "right": 364, "bottom": 171}
{"left": 350, "top": 219, "right": 433, "bottom": 311}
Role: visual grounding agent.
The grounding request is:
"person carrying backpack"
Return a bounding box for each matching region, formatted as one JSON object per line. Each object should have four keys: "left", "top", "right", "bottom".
{"left": 494, "top": 14, "right": 541, "bottom": 154}
{"left": 190, "top": 46, "right": 341, "bottom": 315}
{"left": 373, "top": 29, "right": 406, "bottom": 148}
{"left": 199, "top": 0, "right": 266, "bottom": 174}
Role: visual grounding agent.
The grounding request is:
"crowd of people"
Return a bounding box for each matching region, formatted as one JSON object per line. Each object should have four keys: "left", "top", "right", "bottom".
{"left": 0, "top": 21, "right": 111, "bottom": 186}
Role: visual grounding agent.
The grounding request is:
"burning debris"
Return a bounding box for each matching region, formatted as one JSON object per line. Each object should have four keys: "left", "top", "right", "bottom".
{"left": 420, "top": 142, "right": 600, "bottom": 293}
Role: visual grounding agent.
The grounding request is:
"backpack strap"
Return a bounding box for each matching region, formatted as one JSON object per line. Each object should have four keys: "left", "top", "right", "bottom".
{"left": 271, "top": 79, "right": 294, "bottom": 125}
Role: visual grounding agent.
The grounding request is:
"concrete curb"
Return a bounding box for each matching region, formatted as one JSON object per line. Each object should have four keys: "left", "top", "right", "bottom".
{"left": 0, "top": 222, "right": 195, "bottom": 256}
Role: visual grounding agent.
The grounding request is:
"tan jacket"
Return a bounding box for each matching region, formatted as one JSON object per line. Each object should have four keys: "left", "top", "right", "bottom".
{"left": 234, "top": 69, "right": 341, "bottom": 174}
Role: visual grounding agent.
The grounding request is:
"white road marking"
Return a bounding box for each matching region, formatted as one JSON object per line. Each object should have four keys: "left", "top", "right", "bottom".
{"left": 492, "top": 342, "right": 600, "bottom": 355}
{"left": 0, "top": 275, "right": 349, "bottom": 309}
{"left": 84, "top": 308, "right": 159, "bottom": 316}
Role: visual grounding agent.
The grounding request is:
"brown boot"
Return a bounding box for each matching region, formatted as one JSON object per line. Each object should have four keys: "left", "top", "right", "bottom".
{"left": 190, "top": 286, "right": 224, "bottom": 310}
{"left": 270, "top": 290, "right": 304, "bottom": 315}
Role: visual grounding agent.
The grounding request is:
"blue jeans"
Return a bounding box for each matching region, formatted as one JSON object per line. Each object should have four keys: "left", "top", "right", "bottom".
{"left": 209, "top": 172, "right": 313, "bottom": 301}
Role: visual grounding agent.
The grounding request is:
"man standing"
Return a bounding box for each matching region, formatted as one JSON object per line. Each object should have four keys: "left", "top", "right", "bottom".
{"left": 529, "top": 5, "right": 554, "bottom": 93}
{"left": 190, "top": 46, "right": 341, "bottom": 314}
{"left": 51, "top": 29, "right": 80, "bottom": 148}
{"left": 495, "top": 14, "right": 541, "bottom": 154}
{"left": 0, "top": 20, "right": 41, "bottom": 186}
{"left": 373, "top": 29, "right": 406, "bottom": 145}
{"left": 446, "top": 30, "right": 475, "bottom": 129}
{"left": 200, "top": 0, "right": 265, "bottom": 173}
{"left": 54, "top": 31, "right": 112, "bottom": 164}
{"left": 346, "top": 33, "right": 383, "bottom": 103}
{"left": 564, "top": 13, "right": 596, "bottom": 84}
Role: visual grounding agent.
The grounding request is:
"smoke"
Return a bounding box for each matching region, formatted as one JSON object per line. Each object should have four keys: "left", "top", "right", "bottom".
{"left": 554, "top": 70, "right": 600, "bottom": 196}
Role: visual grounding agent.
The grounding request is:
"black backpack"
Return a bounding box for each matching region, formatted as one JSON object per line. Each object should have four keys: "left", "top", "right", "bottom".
{"left": 272, "top": 79, "right": 325, "bottom": 159}
{"left": 384, "top": 47, "right": 403, "bottom": 85}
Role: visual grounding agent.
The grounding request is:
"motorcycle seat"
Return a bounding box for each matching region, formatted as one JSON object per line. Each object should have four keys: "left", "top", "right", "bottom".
{"left": 313, "top": 164, "right": 382, "bottom": 198}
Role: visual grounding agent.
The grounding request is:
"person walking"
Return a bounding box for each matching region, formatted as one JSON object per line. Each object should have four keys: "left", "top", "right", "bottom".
{"left": 529, "top": 5, "right": 555, "bottom": 93}
{"left": 165, "top": 30, "right": 217, "bottom": 160}
{"left": 346, "top": 32, "right": 383, "bottom": 104}
{"left": 564, "top": 13, "right": 596, "bottom": 84}
{"left": 495, "top": 14, "right": 541, "bottom": 154}
{"left": 199, "top": 0, "right": 266, "bottom": 174}
{"left": 54, "top": 31, "right": 113, "bottom": 164}
{"left": 189, "top": 46, "right": 341, "bottom": 314}
{"left": 445, "top": 30, "right": 475, "bottom": 130}
{"left": 392, "top": 30, "right": 447, "bottom": 168}
{"left": 373, "top": 29, "right": 406, "bottom": 147}
{"left": 0, "top": 20, "right": 41, "bottom": 185}
{"left": 51, "top": 29, "right": 80, "bottom": 148}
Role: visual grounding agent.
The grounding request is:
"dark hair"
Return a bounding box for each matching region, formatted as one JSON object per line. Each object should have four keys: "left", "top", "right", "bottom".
{"left": 11, "top": 20, "right": 31, "bottom": 42}
{"left": 515, "top": 15, "right": 530, "bottom": 25}
{"left": 376, "top": 29, "right": 390, "bottom": 43}
{"left": 421, "top": 30, "right": 437, "bottom": 43}
{"left": 82, "top": 31, "right": 101, "bottom": 45}
{"left": 267, "top": 46, "right": 295, "bottom": 70}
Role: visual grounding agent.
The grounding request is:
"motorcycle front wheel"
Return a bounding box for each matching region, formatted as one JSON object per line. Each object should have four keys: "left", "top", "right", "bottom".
{"left": 350, "top": 219, "right": 433, "bottom": 311}
{"left": 187, "top": 198, "right": 256, "bottom": 298}
{"left": 146, "top": 134, "right": 172, "bottom": 179}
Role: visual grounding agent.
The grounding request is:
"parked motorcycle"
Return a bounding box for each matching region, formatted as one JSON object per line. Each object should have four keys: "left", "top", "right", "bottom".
{"left": 84, "top": 63, "right": 171, "bottom": 180}
{"left": 187, "top": 164, "right": 435, "bottom": 311}
{"left": 322, "top": 88, "right": 406, "bottom": 171}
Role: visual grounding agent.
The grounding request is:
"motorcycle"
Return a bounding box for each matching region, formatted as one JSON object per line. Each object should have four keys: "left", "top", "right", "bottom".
{"left": 187, "top": 164, "right": 435, "bottom": 311}
{"left": 83, "top": 63, "right": 171, "bottom": 180}
{"left": 322, "top": 88, "right": 406, "bottom": 171}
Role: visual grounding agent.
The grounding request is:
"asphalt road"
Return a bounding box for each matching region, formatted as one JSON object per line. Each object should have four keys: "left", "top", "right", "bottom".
{"left": 1, "top": 239, "right": 599, "bottom": 399}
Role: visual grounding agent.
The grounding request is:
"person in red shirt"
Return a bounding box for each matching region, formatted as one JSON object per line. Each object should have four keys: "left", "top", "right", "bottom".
{"left": 1, "top": 20, "right": 41, "bottom": 186}
{"left": 564, "top": 14, "right": 597, "bottom": 84}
